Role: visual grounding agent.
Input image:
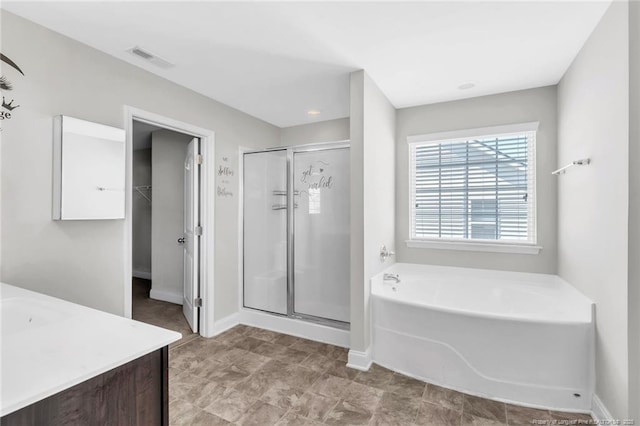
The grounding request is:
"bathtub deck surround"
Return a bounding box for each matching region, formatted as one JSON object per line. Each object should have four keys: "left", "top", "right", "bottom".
{"left": 167, "top": 324, "right": 594, "bottom": 425}
{"left": 371, "top": 263, "right": 595, "bottom": 412}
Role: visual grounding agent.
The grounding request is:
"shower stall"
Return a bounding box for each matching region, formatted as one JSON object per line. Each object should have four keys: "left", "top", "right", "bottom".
{"left": 243, "top": 142, "right": 350, "bottom": 329}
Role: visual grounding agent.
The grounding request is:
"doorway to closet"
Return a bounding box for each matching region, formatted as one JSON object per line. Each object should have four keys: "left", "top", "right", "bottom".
{"left": 130, "top": 120, "right": 201, "bottom": 345}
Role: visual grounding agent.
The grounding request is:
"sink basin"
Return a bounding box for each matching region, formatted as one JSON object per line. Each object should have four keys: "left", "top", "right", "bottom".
{"left": 1, "top": 297, "right": 70, "bottom": 336}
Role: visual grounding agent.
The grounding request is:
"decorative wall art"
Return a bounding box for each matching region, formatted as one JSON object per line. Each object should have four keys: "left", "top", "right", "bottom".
{"left": 216, "top": 155, "right": 235, "bottom": 198}
{"left": 0, "top": 53, "right": 24, "bottom": 128}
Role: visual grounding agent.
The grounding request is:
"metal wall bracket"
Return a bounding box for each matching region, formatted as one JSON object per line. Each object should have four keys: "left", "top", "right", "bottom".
{"left": 552, "top": 158, "right": 590, "bottom": 175}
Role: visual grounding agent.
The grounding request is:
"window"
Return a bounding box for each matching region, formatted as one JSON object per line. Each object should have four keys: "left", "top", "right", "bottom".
{"left": 408, "top": 123, "right": 539, "bottom": 254}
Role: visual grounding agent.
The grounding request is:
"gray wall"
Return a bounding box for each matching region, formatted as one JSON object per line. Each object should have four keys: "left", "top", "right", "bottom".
{"left": 132, "top": 147, "right": 152, "bottom": 276}
{"left": 396, "top": 86, "right": 558, "bottom": 273}
{"left": 150, "top": 130, "right": 192, "bottom": 302}
{"left": 557, "top": 2, "right": 630, "bottom": 418}
{"left": 280, "top": 118, "right": 349, "bottom": 146}
{"left": 0, "top": 11, "right": 280, "bottom": 316}
{"left": 349, "top": 71, "right": 396, "bottom": 353}
{"left": 628, "top": 0, "right": 639, "bottom": 420}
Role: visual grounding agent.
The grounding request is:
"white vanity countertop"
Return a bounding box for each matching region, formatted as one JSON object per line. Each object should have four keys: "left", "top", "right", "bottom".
{"left": 0, "top": 283, "right": 182, "bottom": 416}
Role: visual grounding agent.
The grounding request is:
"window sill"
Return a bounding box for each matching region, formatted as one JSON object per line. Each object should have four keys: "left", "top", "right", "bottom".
{"left": 405, "top": 239, "right": 542, "bottom": 254}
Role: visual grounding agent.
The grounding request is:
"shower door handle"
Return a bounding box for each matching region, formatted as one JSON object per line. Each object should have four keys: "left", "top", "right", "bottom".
{"left": 177, "top": 237, "right": 186, "bottom": 244}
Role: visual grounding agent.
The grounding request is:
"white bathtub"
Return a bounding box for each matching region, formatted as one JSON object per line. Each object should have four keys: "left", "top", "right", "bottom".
{"left": 371, "top": 263, "right": 594, "bottom": 412}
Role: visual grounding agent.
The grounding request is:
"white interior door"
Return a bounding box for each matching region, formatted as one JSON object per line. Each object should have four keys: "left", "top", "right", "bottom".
{"left": 183, "top": 138, "right": 200, "bottom": 332}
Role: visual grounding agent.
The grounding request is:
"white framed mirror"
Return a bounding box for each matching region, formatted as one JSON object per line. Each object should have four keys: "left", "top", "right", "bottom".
{"left": 52, "top": 115, "right": 126, "bottom": 220}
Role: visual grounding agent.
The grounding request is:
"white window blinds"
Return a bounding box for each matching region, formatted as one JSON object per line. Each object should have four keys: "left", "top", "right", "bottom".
{"left": 409, "top": 127, "right": 536, "bottom": 244}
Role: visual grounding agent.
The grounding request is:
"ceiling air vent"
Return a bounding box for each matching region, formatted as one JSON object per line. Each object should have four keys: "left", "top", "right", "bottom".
{"left": 127, "top": 46, "right": 174, "bottom": 69}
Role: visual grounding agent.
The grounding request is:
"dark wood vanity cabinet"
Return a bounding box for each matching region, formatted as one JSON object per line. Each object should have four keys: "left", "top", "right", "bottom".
{"left": 1, "top": 347, "right": 169, "bottom": 426}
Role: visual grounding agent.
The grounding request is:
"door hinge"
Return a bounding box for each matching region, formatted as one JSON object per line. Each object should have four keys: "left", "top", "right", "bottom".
{"left": 196, "top": 154, "right": 203, "bottom": 165}
{"left": 194, "top": 297, "right": 203, "bottom": 308}
{"left": 195, "top": 225, "right": 203, "bottom": 236}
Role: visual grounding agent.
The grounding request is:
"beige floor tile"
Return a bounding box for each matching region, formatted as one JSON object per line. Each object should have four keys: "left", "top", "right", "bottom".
{"left": 188, "top": 409, "right": 230, "bottom": 425}
{"left": 235, "top": 336, "right": 268, "bottom": 352}
{"left": 307, "top": 373, "right": 352, "bottom": 399}
{"left": 301, "top": 352, "right": 336, "bottom": 373}
{"left": 549, "top": 410, "right": 593, "bottom": 422}
{"left": 169, "top": 369, "right": 210, "bottom": 401}
{"left": 272, "top": 333, "right": 305, "bottom": 347}
{"left": 369, "top": 412, "right": 409, "bottom": 426}
{"left": 342, "top": 381, "right": 384, "bottom": 412}
{"left": 423, "top": 384, "right": 465, "bottom": 412}
{"left": 229, "top": 349, "right": 270, "bottom": 373}
{"left": 376, "top": 390, "right": 422, "bottom": 424}
{"left": 291, "top": 338, "right": 331, "bottom": 354}
{"left": 279, "top": 364, "right": 322, "bottom": 391}
{"left": 233, "top": 370, "right": 275, "bottom": 399}
{"left": 272, "top": 346, "right": 312, "bottom": 364}
{"left": 260, "top": 381, "right": 307, "bottom": 409}
{"left": 251, "top": 341, "right": 289, "bottom": 358}
{"left": 353, "top": 364, "right": 395, "bottom": 390}
{"left": 237, "top": 401, "right": 287, "bottom": 426}
{"left": 415, "top": 401, "right": 463, "bottom": 426}
{"left": 275, "top": 412, "right": 325, "bottom": 426}
{"left": 384, "top": 372, "right": 427, "bottom": 398}
{"left": 463, "top": 395, "right": 507, "bottom": 423}
{"left": 324, "top": 400, "right": 373, "bottom": 425}
{"left": 289, "top": 391, "right": 341, "bottom": 422}
{"left": 204, "top": 387, "right": 258, "bottom": 423}
{"left": 322, "top": 345, "right": 349, "bottom": 362}
{"left": 205, "top": 364, "right": 252, "bottom": 387}
{"left": 325, "top": 359, "right": 359, "bottom": 380}
{"left": 246, "top": 327, "right": 281, "bottom": 342}
{"left": 506, "top": 404, "right": 551, "bottom": 425}
{"left": 462, "top": 412, "right": 507, "bottom": 425}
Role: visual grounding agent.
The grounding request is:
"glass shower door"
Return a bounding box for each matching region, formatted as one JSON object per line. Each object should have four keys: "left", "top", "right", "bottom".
{"left": 243, "top": 150, "right": 288, "bottom": 314}
{"left": 293, "top": 148, "right": 350, "bottom": 324}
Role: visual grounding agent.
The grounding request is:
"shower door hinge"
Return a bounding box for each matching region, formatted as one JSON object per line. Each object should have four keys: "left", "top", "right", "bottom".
{"left": 196, "top": 154, "right": 203, "bottom": 165}
{"left": 195, "top": 225, "right": 203, "bottom": 236}
{"left": 194, "top": 297, "right": 203, "bottom": 308}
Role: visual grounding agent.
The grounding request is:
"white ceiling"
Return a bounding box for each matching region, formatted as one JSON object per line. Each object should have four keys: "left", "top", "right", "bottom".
{"left": 2, "top": 1, "right": 611, "bottom": 128}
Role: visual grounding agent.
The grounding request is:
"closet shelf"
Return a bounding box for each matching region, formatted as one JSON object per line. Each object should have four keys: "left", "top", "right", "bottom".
{"left": 134, "top": 185, "right": 152, "bottom": 203}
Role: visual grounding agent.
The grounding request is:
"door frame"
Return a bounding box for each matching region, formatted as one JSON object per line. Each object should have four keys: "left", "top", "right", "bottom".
{"left": 123, "top": 106, "right": 215, "bottom": 337}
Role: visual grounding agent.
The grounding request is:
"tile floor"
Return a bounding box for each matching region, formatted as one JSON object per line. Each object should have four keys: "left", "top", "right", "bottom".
{"left": 132, "top": 278, "right": 198, "bottom": 348}
{"left": 132, "top": 279, "right": 595, "bottom": 426}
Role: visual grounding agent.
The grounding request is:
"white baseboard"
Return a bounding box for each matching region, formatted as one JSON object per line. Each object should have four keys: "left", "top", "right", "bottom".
{"left": 132, "top": 270, "right": 151, "bottom": 280}
{"left": 238, "top": 308, "right": 350, "bottom": 348}
{"left": 591, "top": 394, "right": 612, "bottom": 422}
{"left": 207, "top": 312, "right": 240, "bottom": 337}
{"left": 149, "top": 288, "right": 183, "bottom": 305}
{"left": 347, "top": 347, "right": 372, "bottom": 371}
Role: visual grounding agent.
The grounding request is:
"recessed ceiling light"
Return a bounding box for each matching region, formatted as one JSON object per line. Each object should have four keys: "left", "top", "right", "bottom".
{"left": 458, "top": 82, "right": 476, "bottom": 90}
{"left": 307, "top": 109, "right": 321, "bottom": 116}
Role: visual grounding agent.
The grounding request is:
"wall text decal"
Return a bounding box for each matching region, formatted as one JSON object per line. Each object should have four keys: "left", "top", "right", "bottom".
{"left": 0, "top": 53, "right": 24, "bottom": 126}
{"left": 216, "top": 155, "right": 235, "bottom": 198}
{"left": 300, "top": 161, "right": 334, "bottom": 192}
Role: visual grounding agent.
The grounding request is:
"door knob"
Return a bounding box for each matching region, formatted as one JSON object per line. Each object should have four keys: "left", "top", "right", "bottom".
{"left": 177, "top": 237, "right": 186, "bottom": 244}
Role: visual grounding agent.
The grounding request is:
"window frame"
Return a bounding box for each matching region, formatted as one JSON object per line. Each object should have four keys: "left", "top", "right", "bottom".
{"left": 406, "top": 122, "right": 541, "bottom": 255}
